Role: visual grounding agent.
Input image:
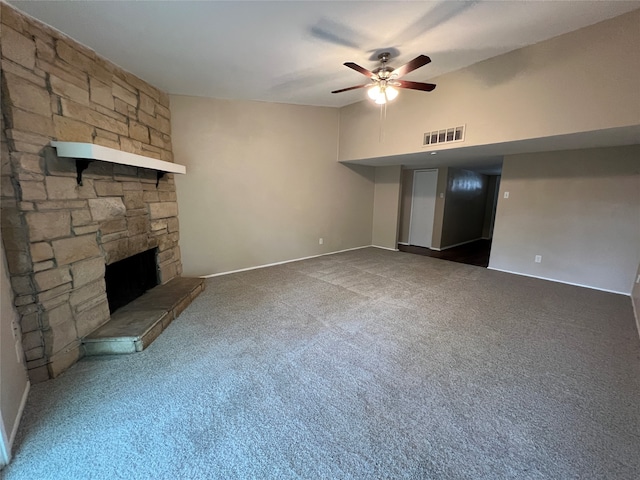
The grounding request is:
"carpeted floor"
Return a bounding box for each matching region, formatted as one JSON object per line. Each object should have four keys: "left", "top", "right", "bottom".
{"left": 3, "top": 247, "right": 640, "bottom": 479}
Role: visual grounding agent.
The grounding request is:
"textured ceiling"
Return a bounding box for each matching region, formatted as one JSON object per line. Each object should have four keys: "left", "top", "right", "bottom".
{"left": 9, "top": 1, "right": 640, "bottom": 107}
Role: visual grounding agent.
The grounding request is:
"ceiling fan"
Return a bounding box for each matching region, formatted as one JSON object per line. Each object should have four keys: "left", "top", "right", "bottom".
{"left": 331, "top": 52, "right": 436, "bottom": 104}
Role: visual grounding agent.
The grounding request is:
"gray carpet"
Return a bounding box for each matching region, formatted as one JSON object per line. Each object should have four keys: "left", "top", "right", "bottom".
{"left": 4, "top": 247, "right": 640, "bottom": 479}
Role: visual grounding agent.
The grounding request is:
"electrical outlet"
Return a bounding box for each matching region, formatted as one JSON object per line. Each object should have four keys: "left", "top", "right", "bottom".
{"left": 504, "top": 191, "right": 509, "bottom": 199}
{"left": 535, "top": 255, "right": 542, "bottom": 263}
{"left": 319, "top": 238, "right": 323, "bottom": 245}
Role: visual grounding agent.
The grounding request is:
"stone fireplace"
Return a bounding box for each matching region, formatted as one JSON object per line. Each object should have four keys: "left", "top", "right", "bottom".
{"left": 0, "top": 3, "right": 193, "bottom": 382}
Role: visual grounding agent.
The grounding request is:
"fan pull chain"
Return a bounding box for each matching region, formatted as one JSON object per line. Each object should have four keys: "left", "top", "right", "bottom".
{"left": 378, "top": 102, "right": 387, "bottom": 143}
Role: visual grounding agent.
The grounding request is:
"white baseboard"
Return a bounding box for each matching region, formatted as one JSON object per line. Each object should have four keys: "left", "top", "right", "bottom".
{"left": 372, "top": 245, "right": 400, "bottom": 252}
{"left": 487, "top": 267, "right": 630, "bottom": 296}
{"left": 0, "top": 415, "right": 8, "bottom": 468}
{"left": 632, "top": 295, "right": 640, "bottom": 341}
{"left": 437, "top": 237, "right": 484, "bottom": 251}
{"left": 401, "top": 244, "right": 437, "bottom": 250}
{"left": 0, "top": 380, "right": 30, "bottom": 467}
{"left": 202, "top": 245, "right": 372, "bottom": 278}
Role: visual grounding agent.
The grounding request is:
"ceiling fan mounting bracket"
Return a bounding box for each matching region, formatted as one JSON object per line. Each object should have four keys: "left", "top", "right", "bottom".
{"left": 374, "top": 52, "right": 393, "bottom": 78}
{"left": 378, "top": 52, "right": 391, "bottom": 63}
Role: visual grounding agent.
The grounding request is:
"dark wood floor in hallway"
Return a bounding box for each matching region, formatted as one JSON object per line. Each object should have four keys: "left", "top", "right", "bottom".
{"left": 398, "top": 239, "right": 492, "bottom": 268}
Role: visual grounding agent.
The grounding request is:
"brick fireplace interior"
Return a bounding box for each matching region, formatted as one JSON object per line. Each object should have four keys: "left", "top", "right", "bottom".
{"left": 0, "top": 3, "right": 188, "bottom": 382}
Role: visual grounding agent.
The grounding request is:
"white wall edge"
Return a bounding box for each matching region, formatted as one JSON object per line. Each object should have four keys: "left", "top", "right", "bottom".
{"left": 200, "top": 245, "right": 372, "bottom": 278}
{"left": 1, "top": 380, "right": 30, "bottom": 467}
{"left": 487, "top": 267, "right": 630, "bottom": 296}
{"left": 372, "top": 245, "right": 400, "bottom": 252}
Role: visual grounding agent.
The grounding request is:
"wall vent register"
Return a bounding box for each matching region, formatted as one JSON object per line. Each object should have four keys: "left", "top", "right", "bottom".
{"left": 423, "top": 125, "right": 465, "bottom": 146}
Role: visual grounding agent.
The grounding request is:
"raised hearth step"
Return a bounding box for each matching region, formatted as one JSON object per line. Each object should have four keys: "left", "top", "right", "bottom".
{"left": 83, "top": 277, "right": 205, "bottom": 356}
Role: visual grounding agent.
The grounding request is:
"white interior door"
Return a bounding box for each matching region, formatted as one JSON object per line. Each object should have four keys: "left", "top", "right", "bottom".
{"left": 409, "top": 169, "right": 438, "bottom": 248}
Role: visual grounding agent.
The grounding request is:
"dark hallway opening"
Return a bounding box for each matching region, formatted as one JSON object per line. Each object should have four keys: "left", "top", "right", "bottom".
{"left": 398, "top": 239, "right": 492, "bottom": 268}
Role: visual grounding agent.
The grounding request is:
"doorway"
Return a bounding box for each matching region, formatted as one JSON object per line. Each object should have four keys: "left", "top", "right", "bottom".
{"left": 408, "top": 169, "right": 438, "bottom": 248}
{"left": 399, "top": 169, "right": 501, "bottom": 268}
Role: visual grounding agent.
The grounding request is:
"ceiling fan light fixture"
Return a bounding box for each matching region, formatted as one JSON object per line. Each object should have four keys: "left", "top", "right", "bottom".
{"left": 332, "top": 53, "right": 436, "bottom": 103}
{"left": 385, "top": 86, "right": 398, "bottom": 101}
{"left": 368, "top": 85, "right": 381, "bottom": 100}
{"left": 370, "top": 84, "right": 397, "bottom": 105}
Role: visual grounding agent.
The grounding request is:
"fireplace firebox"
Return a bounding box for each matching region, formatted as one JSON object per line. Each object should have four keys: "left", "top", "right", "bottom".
{"left": 105, "top": 248, "right": 159, "bottom": 313}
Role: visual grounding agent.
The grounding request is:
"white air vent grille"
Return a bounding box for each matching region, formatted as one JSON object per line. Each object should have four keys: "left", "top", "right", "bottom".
{"left": 423, "top": 125, "right": 465, "bottom": 146}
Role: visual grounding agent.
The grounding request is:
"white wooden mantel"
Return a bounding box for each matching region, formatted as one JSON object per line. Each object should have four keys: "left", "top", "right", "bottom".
{"left": 50, "top": 141, "right": 186, "bottom": 186}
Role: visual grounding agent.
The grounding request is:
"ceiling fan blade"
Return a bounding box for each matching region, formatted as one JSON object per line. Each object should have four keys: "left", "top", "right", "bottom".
{"left": 344, "top": 62, "right": 376, "bottom": 78}
{"left": 331, "top": 84, "right": 369, "bottom": 94}
{"left": 391, "top": 55, "right": 431, "bottom": 78}
{"left": 396, "top": 80, "right": 437, "bottom": 92}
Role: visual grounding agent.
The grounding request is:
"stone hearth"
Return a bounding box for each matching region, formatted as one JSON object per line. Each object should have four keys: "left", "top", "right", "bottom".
{"left": 83, "top": 276, "right": 204, "bottom": 355}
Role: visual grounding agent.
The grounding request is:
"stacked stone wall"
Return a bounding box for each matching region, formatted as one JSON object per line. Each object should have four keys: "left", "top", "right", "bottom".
{"left": 1, "top": 3, "right": 182, "bottom": 382}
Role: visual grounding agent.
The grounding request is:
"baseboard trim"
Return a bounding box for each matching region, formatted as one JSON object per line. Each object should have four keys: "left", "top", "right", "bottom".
{"left": 372, "top": 245, "right": 400, "bottom": 252}
{"left": 401, "top": 244, "right": 437, "bottom": 250}
{"left": 1, "top": 380, "right": 30, "bottom": 466}
{"left": 487, "top": 267, "right": 630, "bottom": 296}
{"left": 436, "top": 238, "right": 484, "bottom": 251}
{"left": 632, "top": 295, "right": 640, "bottom": 340}
{"left": 202, "top": 245, "right": 372, "bottom": 278}
{"left": 397, "top": 242, "right": 409, "bottom": 246}
{"left": 0, "top": 413, "right": 8, "bottom": 468}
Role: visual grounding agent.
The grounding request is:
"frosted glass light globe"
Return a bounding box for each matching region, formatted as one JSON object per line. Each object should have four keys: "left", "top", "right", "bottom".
{"left": 385, "top": 86, "right": 399, "bottom": 101}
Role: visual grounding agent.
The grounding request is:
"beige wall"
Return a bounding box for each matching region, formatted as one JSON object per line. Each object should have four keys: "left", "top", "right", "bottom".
{"left": 338, "top": 10, "right": 640, "bottom": 162}
{"left": 489, "top": 145, "right": 640, "bottom": 294}
{"left": 0, "top": 241, "right": 29, "bottom": 466}
{"left": 372, "top": 166, "right": 402, "bottom": 249}
{"left": 171, "top": 95, "right": 375, "bottom": 276}
{"left": 482, "top": 176, "right": 500, "bottom": 239}
{"left": 438, "top": 168, "right": 489, "bottom": 249}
